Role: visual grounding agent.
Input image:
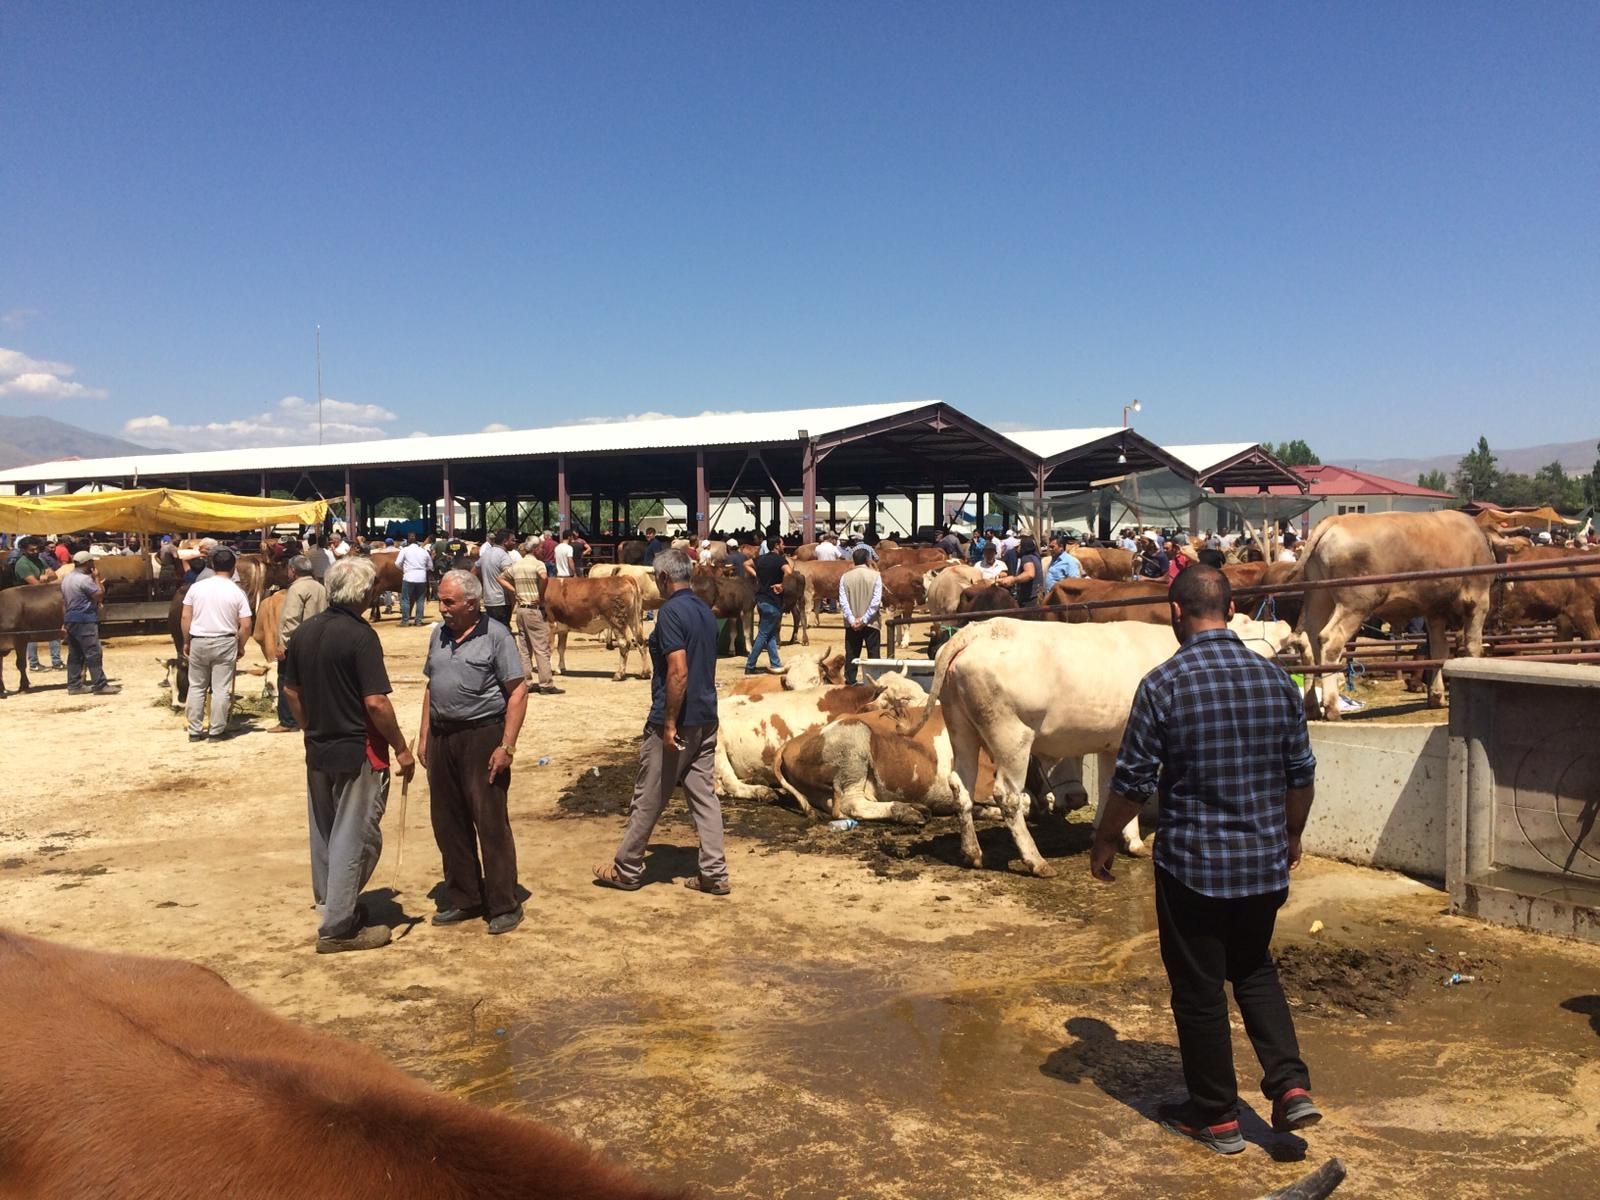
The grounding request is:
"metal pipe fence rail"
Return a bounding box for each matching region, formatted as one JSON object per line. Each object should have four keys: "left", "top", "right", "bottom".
{"left": 885, "top": 553, "right": 1600, "bottom": 647}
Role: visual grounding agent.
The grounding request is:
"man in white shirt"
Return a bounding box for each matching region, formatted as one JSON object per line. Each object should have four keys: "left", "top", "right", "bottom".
{"left": 329, "top": 532, "right": 350, "bottom": 559}
{"left": 395, "top": 532, "right": 433, "bottom": 626}
{"left": 553, "top": 529, "right": 577, "bottom": 577}
{"left": 1277, "top": 532, "right": 1300, "bottom": 564}
{"left": 813, "top": 532, "right": 842, "bottom": 562}
{"left": 180, "top": 547, "right": 254, "bottom": 742}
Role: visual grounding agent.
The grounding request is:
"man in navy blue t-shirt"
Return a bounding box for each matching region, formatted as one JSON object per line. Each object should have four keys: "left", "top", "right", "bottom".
{"left": 594, "top": 547, "right": 729, "bottom": 895}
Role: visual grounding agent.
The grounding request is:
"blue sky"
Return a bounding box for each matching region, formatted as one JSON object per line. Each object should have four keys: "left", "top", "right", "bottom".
{"left": 4, "top": 2, "right": 1596, "bottom": 460}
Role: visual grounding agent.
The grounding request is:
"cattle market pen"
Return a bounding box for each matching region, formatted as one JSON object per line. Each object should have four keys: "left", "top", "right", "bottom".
{"left": 887, "top": 553, "right": 1600, "bottom": 676}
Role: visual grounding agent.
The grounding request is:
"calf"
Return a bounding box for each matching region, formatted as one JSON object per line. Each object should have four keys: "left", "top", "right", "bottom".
{"left": 773, "top": 707, "right": 1000, "bottom": 825}
{"left": 0, "top": 929, "right": 688, "bottom": 1200}
{"left": 0, "top": 586, "right": 65, "bottom": 697}
{"left": 545, "top": 576, "right": 650, "bottom": 680}
{"left": 727, "top": 646, "right": 845, "bottom": 696}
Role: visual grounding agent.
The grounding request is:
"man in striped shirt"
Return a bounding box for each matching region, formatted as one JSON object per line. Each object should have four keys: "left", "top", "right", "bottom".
{"left": 1093, "top": 565, "right": 1321, "bottom": 1154}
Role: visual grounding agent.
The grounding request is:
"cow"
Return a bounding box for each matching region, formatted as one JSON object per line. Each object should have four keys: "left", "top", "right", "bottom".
{"left": 0, "top": 928, "right": 688, "bottom": 1200}
{"left": 713, "top": 673, "right": 927, "bottom": 803}
{"left": 87, "top": 553, "right": 155, "bottom": 601}
{"left": 251, "top": 589, "right": 289, "bottom": 665}
{"left": 690, "top": 573, "right": 755, "bottom": 654}
{"left": 1296, "top": 510, "right": 1494, "bottom": 719}
{"left": 1221, "top": 561, "right": 1270, "bottom": 591}
{"left": 773, "top": 707, "right": 1001, "bottom": 826}
{"left": 362, "top": 548, "right": 402, "bottom": 621}
{"left": 876, "top": 545, "right": 948, "bottom": 572}
{"left": 617, "top": 538, "right": 649, "bottom": 565}
{"left": 905, "top": 615, "right": 1297, "bottom": 877}
{"left": 927, "top": 582, "right": 1018, "bottom": 657}
{"left": 726, "top": 647, "right": 846, "bottom": 696}
{"left": 878, "top": 564, "right": 927, "bottom": 650}
{"left": 0, "top": 586, "right": 65, "bottom": 697}
{"left": 1490, "top": 542, "right": 1600, "bottom": 641}
{"left": 1041, "top": 577, "right": 1170, "bottom": 623}
{"left": 923, "top": 563, "right": 984, "bottom": 616}
{"left": 590, "top": 563, "right": 664, "bottom": 610}
{"left": 1070, "top": 546, "right": 1136, "bottom": 581}
{"left": 791, "top": 559, "right": 853, "bottom": 639}
{"left": 544, "top": 576, "right": 650, "bottom": 680}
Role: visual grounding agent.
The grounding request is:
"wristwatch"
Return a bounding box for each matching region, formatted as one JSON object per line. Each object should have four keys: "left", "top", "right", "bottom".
{"left": 500, "top": 744, "right": 516, "bottom": 759}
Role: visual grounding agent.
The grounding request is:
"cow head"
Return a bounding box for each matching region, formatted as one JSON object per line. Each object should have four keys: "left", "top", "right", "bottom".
{"left": 1226, "top": 615, "right": 1300, "bottom": 661}
{"left": 869, "top": 670, "right": 928, "bottom": 719}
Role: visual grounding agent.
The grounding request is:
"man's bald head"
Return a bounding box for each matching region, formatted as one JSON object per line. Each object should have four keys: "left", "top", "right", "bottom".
{"left": 1169, "top": 563, "right": 1231, "bottom": 621}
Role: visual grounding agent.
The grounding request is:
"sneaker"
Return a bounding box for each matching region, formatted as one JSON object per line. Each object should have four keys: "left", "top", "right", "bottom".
{"left": 187, "top": 733, "right": 206, "bottom": 743}
{"left": 1156, "top": 1102, "right": 1246, "bottom": 1155}
{"left": 431, "top": 906, "right": 485, "bottom": 926}
{"left": 1272, "top": 1088, "right": 1323, "bottom": 1132}
{"left": 67, "top": 687, "right": 85, "bottom": 696}
{"left": 766, "top": 664, "right": 787, "bottom": 675}
{"left": 487, "top": 905, "right": 524, "bottom": 935}
{"left": 50, "top": 663, "right": 66, "bottom": 671}
{"left": 91, "top": 683, "right": 121, "bottom": 695}
{"left": 315, "top": 924, "right": 392, "bottom": 954}
{"left": 537, "top": 685, "right": 565, "bottom": 695}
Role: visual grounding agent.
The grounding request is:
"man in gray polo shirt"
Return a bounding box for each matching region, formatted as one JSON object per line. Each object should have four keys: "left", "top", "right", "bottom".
{"left": 418, "top": 568, "right": 529, "bottom": 934}
{"left": 476, "top": 528, "right": 514, "bottom": 627}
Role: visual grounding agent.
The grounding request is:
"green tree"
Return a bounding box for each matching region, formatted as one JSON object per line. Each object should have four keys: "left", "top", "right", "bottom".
{"left": 1417, "top": 469, "right": 1449, "bottom": 492}
{"left": 1495, "top": 472, "right": 1536, "bottom": 508}
{"left": 1584, "top": 443, "right": 1600, "bottom": 511}
{"left": 376, "top": 497, "right": 421, "bottom": 518}
{"left": 1265, "top": 439, "right": 1321, "bottom": 466}
{"left": 1453, "top": 437, "right": 1500, "bottom": 503}
{"left": 1530, "top": 461, "right": 1583, "bottom": 512}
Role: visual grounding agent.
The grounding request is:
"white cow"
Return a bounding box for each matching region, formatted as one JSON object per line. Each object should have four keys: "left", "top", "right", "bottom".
{"left": 714, "top": 673, "right": 928, "bottom": 803}
{"left": 922, "top": 563, "right": 984, "bottom": 616}
{"left": 587, "top": 563, "right": 664, "bottom": 609}
{"left": 907, "top": 616, "right": 1297, "bottom": 877}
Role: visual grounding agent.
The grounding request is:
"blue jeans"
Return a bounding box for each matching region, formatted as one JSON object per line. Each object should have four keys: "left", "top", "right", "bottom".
{"left": 401, "top": 580, "right": 427, "bottom": 624}
{"left": 745, "top": 600, "right": 783, "bottom": 672}
{"left": 28, "top": 639, "right": 62, "bottom": 668}
{"left": 276, "top": 660, "right": 297, "bottom": 729}
{"left": 64, "top": 623, "right": 106, "bottom": 690}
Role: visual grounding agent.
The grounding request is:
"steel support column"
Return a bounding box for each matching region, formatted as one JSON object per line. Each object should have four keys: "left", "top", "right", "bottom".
{"left": 557, "top": 455, "right": 570, "bottom": 531}
{"left": 867, "top": 492, "right": 878, "bottom": 538}
{"left": 801, "top": 442, "right": 817, "bottom": 544}
{"left": 695, "top": 450, "right": 709, "bottom": 540}
{"left": 443, "top": 463, "right": 454, "bottom": 535}
{"left": 344, "top": 469, "right": 355, "bottom": 539}
{"left": 1033, "top": 467, "right": 1046, "bottom": 539}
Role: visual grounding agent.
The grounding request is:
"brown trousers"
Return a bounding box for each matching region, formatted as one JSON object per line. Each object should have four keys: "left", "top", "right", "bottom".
{"left": 427, "top": 718, "right": 519, "bottom": 917}
{"left": 512, "top": 603, "right": 554, "bottom": 688}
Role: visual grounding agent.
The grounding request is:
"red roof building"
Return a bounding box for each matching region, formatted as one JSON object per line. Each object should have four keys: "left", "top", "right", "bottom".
{"left": 1223, "top": 463, "right": 1454, "bottom": 529}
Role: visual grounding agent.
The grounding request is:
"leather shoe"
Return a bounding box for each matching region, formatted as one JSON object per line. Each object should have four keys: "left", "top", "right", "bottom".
{"left": 487, "top": 905, "right": 524, "bottom": 935}
{"left": 431, "top": 906, "right": 485, "bottom": 926}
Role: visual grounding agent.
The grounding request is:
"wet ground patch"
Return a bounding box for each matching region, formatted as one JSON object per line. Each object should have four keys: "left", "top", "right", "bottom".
{"left": 1277, "top": 942, "right": 1499, "bottom": 1018}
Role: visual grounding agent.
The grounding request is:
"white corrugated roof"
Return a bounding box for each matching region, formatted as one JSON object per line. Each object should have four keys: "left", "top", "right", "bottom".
{"left": 1161, "top": 443, "right": 1259, "bottom": 474}
{"left": 0, "top": 400, "right": 934, "bottom": 485}
{"left": 1005, "top": 427, "right": 1124, "bottom": 459}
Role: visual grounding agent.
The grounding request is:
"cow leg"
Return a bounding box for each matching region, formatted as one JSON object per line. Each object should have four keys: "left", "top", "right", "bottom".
{"left": 1093, "top": 749, "right": 1146, "bottom": 855}
{"left": 988, "top": 728, "right": 1053, "bottom": 877}
{"left": 555, "top": 630, "right": 568, "bottom": 675}
{"left": 1424, "top": 614, "right": 1450, "bottom": 709}
{"left": 714, "top": 743, "right": 778, "bottom": 802}
{"left": 836, "top": 780, "right": 927, "bottom": 827}
{"left": 942, "top": 701, "right": 988, "bottom": 869}
{"left": 1313, "top": 605, "right": 1364, "bottom": 721}
{"left": 1462, "top": 586, "right": 1492, "bottom": 658}
{"left": 611, "top": 623, "right": 629, "bottom": 681}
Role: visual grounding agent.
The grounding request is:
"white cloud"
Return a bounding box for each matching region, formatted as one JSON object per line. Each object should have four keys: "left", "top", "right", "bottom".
{"left": 123, "top": 394, "right": 398, "bottom": 450}
{"left": 480, "top": 422, "right": 511, "bottom": 433}
{"left": 0, "top": 346, "right": 107, "bottom": 401}
{"left": 560, "top": 409, "right": 744, "bottom": 427}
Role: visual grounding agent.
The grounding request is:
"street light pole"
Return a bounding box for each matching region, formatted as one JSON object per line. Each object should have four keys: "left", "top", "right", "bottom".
{"left": 1122, "top": 397, "right": 1141, "bottom": 428}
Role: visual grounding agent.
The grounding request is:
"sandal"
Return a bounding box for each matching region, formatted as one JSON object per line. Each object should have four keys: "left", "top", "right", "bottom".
{"left": 683, "top": 875, "right": 731, "bottom": 896}
{"left": 592, "top": 863, "right": 643, "bottom": 891}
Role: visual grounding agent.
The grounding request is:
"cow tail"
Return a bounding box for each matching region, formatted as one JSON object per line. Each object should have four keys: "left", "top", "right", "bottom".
{"left": 901, "top": 630, "right": 959, "bottom": 737}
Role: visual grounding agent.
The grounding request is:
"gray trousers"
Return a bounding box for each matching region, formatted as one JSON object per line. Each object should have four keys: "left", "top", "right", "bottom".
{"left": 612, "top": 724, "right": 728, "bottom": 887}
{"left": 307, "top": 760, "right": 390, "bottom": 939}
{"left": 185, "top": 635, "right": 238, "bottom": 737}
{"left": 512, "top": 603, "right": 554, "bottom": 688}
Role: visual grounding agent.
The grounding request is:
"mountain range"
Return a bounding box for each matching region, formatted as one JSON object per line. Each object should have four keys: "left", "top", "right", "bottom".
{"left": 0, "top": 415, "right": 153, "bottom": 470}
{"left": 1346, "top": 437, "right": 1600, "bottom": 483}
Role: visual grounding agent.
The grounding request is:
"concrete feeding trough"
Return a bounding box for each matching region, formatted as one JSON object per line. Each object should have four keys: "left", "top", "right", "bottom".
{"left": 1446, "top": 658, "right": 1600, "bottom": 943}
{"left": 857, "top": 658, "right": 936, "bottom": 694}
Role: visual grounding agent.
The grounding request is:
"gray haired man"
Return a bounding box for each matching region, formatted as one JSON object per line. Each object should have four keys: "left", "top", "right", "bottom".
{"left": 594, "top": 548, "right": 729, "bottom": 895}
{"left": 282, "top": 557, "right": 415, "bottom": 953}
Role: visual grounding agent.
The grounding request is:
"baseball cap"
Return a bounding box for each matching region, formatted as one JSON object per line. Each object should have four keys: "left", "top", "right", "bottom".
{"left": 72, "top": 550, "right": 93, "bottom": 564}
{"left": 727, "top": 538, "right": 738, "bottom": 547}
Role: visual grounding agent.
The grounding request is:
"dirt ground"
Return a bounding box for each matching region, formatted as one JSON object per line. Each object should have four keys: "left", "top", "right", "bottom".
{"left": 3, "top": 611, "right": 1599, "bottom": 1199}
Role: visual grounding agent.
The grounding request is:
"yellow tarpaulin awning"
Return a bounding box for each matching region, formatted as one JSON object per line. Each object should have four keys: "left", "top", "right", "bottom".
{"left": 1475, "top": 505, "right": 1580, "bottom": 531}
{"left": 0, "top": 488, "right": 328, "bottom": 535}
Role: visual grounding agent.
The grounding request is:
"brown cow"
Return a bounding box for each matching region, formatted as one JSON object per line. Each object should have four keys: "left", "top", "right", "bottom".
{"left": 251, "top": 589, "right": 289, "bottom": 664}
{"left": 1491, "top": 543, "right": 1600, "bottom": 640}
{"left": 879, "top": 564, "right": 927, "bottom": 650}
{"left": 1041, "top": 577, "right": 1169, "bottom": 623}
{"left": 690, "top": 573, "right": 755, "bottom": 654}
{"left": 0, "top": 586, "right": 65, "bottom": 696}
{"left": 591, "top": 564, "right": 664, "bottom": 610}
{"left": 773, "top": 707, "right": 1000, "bottom": 826}
{"left": 926, "top": 582, "right": 1019, "bottom": 656}
{"left": 0, "top": 928, "right": 687, "bottom": 1199}
{"left": 1070, "top": 546, "right": 1136, "bottom": 581}
{"left": 791, "top": 559, "right": 852, "bottom": 638}
{"left": 545, "top": 576, "right": 650, "bottom": 680}
{"left": 362, "top": 548, "right": 401, "bottom": 621}
{"left": 1297, "top": 509, "right": 1494, "bottom": 719}
{"left": 876, "top": 545, "right": 948, "bottom": 572}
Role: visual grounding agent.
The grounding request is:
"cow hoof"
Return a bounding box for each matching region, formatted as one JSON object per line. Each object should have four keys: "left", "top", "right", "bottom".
{"left": 1124, "top": 840, "right": 1152, "bottom": 859}
{"left": 890, "top": 804, "right": 927, "bottom": 827}
{"left": 1426, "top": 694, "right": 1446, "bottom": 709}
{"left": 960, "top": 849, "right": 984, "bottom": 870}
{"left": 1028, "top": 860, "right": 1058, "bottom": 879}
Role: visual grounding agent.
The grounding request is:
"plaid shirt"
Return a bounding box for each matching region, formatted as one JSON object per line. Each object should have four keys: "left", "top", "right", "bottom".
{"left": 1110, "top": 628, "right": 1316, "bottom": 898}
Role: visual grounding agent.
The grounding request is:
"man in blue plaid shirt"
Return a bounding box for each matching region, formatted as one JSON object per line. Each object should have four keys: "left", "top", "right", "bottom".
{"left": 1092, "top": 564, "right": 1321, "bottom": 1154}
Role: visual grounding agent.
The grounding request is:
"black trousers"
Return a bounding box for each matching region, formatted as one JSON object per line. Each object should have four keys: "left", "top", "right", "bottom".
{"left": 427, "top": 718, "right": 519, "bottom": 917}
{"left": 1155, "top": 867, "right": 1309, "bottom": 1121}
{"left": 485, "top": 602, "right": 511, "bottom": 627}
{"left": 843, "top": 624, "right": 881, "bottom": 684}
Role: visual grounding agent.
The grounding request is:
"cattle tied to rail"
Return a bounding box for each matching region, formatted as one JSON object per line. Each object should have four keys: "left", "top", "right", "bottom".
{"left": 909, "top": 615, "right": 1297, "bottom": 876}
{"left": 1293, "top": 509, "right": 1495, "bottom": 720}
{"left": 0, "top": 585, "right": 65, "bottom": 697}
{"left": 0, "top": 929, "right": 688, "bottom": 1200}
{"left": 544, "top": 575, "right": 650, "bottom": 680}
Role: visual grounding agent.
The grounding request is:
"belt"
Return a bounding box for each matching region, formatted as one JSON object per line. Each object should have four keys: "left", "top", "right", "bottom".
{"left": 429, "top": 712, "right": 504, "bottom": 736}
{"left": 191, "top": 633, "right": 236, "bottom": 639}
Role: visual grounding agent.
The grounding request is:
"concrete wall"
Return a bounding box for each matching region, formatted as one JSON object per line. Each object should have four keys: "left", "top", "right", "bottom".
{"left": 1303, "top": 722, "right": 1448, "bottom": 879}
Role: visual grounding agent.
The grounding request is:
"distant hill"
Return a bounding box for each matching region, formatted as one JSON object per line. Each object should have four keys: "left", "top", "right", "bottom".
{"left": 1349, "top": 437, "right": 1600, "bottom": 483}
{"left": 0, "top": 415, "right": 153, "bottom": 470}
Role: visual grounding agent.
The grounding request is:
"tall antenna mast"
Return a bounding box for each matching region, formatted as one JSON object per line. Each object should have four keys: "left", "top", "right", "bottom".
{"left": 315, "top": 324, "right": 324, "bottom": 445}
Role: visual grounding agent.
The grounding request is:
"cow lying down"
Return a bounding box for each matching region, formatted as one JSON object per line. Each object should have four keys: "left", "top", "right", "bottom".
{"left": 0, "top": 928, "right": 689, "bottom": 1200}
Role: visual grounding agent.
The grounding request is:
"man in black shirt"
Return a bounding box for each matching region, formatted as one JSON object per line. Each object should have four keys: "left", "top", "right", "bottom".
{"left": 594, "top": 548, "right": 729, "bottom": 895}
{"left": 744, "top": 535, "right": 790, "bottom": 675}
{"left": 283, "top": 557, "right": 415, "bottom": 954}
